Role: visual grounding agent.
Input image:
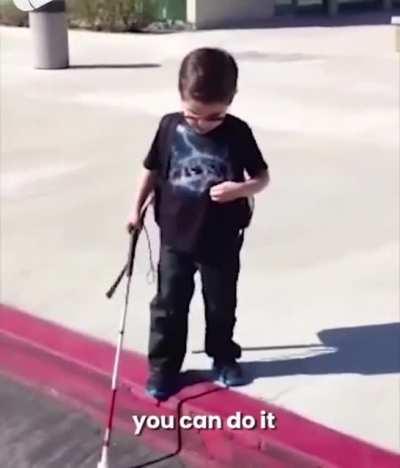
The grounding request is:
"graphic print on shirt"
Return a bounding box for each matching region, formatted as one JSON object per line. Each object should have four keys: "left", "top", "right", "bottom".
{"left": 168, "top": 123, "right": 233, "bottom": 197}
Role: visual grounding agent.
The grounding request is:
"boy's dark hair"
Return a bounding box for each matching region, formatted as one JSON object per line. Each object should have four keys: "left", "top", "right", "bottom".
{"left": 178, "top": 48, "right": 238, "bottom": 104}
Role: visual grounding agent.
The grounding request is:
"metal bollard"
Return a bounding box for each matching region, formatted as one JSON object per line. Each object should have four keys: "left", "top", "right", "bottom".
{"left": 392, "top": 17, "right": 400, "bottom": 54}
{"left": 29, "top": 0, "right": 69, "bottom": 69}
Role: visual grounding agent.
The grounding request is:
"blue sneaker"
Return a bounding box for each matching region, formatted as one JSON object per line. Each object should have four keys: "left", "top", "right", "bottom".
{"left": 145, "top": 372, "right": 177, "bottom": 401}
{"left": 213, "top": 360, "right": 245, "bottom": 386}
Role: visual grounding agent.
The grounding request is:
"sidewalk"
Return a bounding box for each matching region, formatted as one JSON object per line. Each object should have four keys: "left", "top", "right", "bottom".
{"left": 1, "top": 22, "right": 399, "bottom": 458}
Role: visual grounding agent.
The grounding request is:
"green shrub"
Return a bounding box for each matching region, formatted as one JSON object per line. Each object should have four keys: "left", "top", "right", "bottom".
{"left": 0, "top": 0, "right": 186, "bottom": 31}
{"left": 0, "top": 1, "right": 28, "bottom": 27}
{"left": 68, "top": 0, "right": 154, "bottom": 31}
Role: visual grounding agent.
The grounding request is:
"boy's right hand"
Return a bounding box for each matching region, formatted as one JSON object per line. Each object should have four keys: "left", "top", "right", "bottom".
{"left": 126, "top": 211, "right": 143, "bottom": 234}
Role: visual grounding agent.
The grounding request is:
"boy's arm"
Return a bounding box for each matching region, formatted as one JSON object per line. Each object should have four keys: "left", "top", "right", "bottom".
{"left": 126, "top": 168, "right": 157, "bottom": 232}
{"left": 239, "top": 169, "right": 270, "bottom": 197}
{"left": 211, "top": 121, "right": 269, "bottom": 203}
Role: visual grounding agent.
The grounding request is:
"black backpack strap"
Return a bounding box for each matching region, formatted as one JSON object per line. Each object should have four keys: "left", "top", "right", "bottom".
{"left": 157, "top": 113, "right": 181, "bottom": 179}
{"left": 231, "top": 119, "right": 255, "bottom": 229}
{"left": 153, "top": 113, "right": 180, "bottom": 225}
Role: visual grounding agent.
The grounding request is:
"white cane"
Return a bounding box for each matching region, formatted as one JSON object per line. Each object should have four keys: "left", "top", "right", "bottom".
{"left": 98, "top": 195, "right": 153, "bottom": 468}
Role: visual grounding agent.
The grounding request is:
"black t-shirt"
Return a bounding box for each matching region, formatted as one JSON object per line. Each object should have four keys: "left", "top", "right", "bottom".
{"left": 143, "top": 112, "right": 268, "bottom": 255}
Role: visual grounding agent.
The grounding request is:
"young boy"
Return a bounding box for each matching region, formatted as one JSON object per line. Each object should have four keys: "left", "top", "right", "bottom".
{"left": 127, "top": 48, "right": 269, "bottom": 400}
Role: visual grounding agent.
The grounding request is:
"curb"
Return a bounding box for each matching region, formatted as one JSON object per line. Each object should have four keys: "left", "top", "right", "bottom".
{"left": 1, "top": 303, "right": 399, "bottom": 468}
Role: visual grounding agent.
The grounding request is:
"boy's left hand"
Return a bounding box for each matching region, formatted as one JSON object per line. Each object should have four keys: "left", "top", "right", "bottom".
{"left": 209, "top": 181, "right": 244, "bottom": 203}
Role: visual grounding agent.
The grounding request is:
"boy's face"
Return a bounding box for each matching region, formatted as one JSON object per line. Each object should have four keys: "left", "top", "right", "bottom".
{"left": 181, "top": 98, "right": 229, "bottom": 134}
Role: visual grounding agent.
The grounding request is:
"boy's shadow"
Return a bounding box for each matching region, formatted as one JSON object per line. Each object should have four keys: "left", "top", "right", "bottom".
{"left": 69, "top": 63, "right": 161, "bottom": 70}
{"left": 182, "top": 323, "right": 400, "bottom": 388}
{"left": 135, "top": 324, "right": 399, "bottom": 467}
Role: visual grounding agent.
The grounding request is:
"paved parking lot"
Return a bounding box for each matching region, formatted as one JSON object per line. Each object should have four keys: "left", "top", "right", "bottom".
{"left": 0, "top": 374, "right": 185, "bottom": 468}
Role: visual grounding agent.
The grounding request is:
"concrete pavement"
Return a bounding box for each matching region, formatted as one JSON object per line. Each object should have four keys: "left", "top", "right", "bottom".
{"left": 1, "top": 20, "right": 399, "bottom": 457}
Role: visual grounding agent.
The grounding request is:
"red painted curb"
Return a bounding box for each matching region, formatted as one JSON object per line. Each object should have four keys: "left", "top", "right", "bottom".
{"left": 1, "top": 303, "right": 399, "bottom": 468}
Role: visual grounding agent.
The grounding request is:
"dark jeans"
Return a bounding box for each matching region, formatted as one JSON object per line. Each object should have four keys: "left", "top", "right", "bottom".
{"left": 148, "top": 233, "right": 244, "bottom": 375}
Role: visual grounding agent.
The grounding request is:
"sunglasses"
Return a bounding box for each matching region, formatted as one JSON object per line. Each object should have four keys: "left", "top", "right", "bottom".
{"left": 183, "top": 113, "right": 226, "bottom": 124}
